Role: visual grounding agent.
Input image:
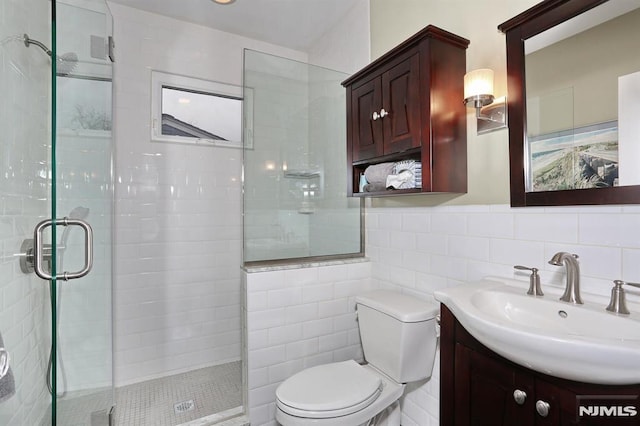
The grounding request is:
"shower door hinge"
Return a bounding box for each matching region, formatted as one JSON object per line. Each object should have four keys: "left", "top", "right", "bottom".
{"left": 108, "top": 36, "right": 115, "bottom": 63}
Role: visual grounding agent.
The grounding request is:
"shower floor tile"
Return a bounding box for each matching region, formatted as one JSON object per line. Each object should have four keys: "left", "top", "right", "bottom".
{"left": 50, "top": 361, "right": 242, "bottom": 426}
{"left": 114, "top": 361, "right": 242, "bottom": 426}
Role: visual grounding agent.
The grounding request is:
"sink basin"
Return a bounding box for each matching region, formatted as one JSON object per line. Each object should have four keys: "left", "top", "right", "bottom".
{"left": 434, "top": 277, "right": 640, "bottom": 385}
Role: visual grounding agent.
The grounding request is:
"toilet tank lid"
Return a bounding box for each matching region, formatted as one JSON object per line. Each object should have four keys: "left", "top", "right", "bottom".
{"left": 355, "top": 291, "right": 438, "bottom": 322}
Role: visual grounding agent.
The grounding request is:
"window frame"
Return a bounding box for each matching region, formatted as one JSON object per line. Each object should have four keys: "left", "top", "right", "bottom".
{"left": 150, "top": 70, "right": 252, "bottom": 149}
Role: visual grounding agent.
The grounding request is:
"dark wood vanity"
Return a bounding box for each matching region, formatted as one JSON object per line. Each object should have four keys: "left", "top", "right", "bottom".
{"left": 342, "top": 25, "right": 469, "bottom": 197}
{"left": 440, "top": 305, "right": 640, "bottom": 426}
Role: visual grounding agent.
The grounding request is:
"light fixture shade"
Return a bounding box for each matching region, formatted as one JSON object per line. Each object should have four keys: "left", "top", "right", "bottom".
{"left": 213, "top": 0, "right": 236, "bottom": 4}
{"left": 464, "top": 68, "right": 494, "bottom": 99}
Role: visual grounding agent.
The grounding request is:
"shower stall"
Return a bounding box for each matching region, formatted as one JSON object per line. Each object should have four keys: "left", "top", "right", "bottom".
{"left": 0, "top": 0, "right": 114, "bottom": 424}
{"left": 1, "top": 1, "right": 359, "bottom": 424}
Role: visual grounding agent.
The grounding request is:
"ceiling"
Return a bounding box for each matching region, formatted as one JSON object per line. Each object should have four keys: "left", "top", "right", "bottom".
{"left": 108, "top": 0, "right": 361, "bottom": 51}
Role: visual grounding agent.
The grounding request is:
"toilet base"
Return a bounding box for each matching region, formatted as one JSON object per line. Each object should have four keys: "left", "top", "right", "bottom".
{"left": 365, "top": 400, "right": 400, "bottom": 426}
{"left": 277, "top": 401, "right": 401, "bottom": 426}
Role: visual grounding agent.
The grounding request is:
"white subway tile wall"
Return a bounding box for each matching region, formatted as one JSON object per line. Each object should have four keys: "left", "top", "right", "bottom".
{"left": 0, "top": 0, "right": 53, "bottom": 423}
{"left": 366, "top": 203, "right": 640, "bottom": 426}
{"left": 245, "top": 261, "right": 373, "bottom": 426}
{"left": 109, "top": 3, "right": 309, "bottom": 386}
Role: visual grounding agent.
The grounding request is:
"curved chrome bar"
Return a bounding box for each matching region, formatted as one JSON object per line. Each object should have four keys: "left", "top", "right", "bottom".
{"left": 33, "top": 218, "right": 93, "bottom": 281}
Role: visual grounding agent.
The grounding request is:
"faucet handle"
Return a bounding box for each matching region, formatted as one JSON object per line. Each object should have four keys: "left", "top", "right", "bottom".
{"left": 514, "top": 265, "right": 544, "bottom": 296}
{"left": 606, "top": 280, "right": 630, "bottom": 315}
{"left": 514, "top": 265, "right": 534, "bottom": 271}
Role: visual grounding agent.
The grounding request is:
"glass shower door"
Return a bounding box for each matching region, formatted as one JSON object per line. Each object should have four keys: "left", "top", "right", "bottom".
{"left": 54, "top": 0, "right": 114, "bottom": 424}
{"left": 0, "top": 0, "right": 113, "bottom": 423}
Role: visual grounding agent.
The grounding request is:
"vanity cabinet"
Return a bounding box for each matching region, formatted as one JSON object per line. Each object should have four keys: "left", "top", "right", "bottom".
{"left": 342, "top": 25, "right": 469, "bottom": 197}
{"left": 440, "top": 305, "right": 640, "bottom": 426}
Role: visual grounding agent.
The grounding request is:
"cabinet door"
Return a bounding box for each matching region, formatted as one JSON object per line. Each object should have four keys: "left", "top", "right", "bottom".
{"left": 350, "top": 78, "right": 384, "bottom": 161}
{"left": 455, "top": 344, "right": 535, "bottom": 426}
{"left": 534, "top": 379, "right": 574, "bottom": 426}
{"left": 381, "top": 53, "right": 421, "bottom": 154}
{"left": 534, "top": 379, "right": 639, "bottom": 426}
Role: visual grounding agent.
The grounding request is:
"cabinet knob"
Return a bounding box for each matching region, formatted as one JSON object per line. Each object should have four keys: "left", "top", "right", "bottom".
{"left": 536, "top": 400, "right": 550, "bottom": 417}
{"left": 380, "top": 108, "right": 389, "bottom": 118}
{"left": 372, "top": 111, "right": 380, "bottom": 121}
{"left": 513, "top": 389, "right": 527, "bottom": 405}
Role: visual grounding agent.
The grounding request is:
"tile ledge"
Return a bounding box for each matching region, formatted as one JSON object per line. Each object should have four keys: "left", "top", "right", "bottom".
{"left": 243, "top": 257, "right": 369, "bottom": 273}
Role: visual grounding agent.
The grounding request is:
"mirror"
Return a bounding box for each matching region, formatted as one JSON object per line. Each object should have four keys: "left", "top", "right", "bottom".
{"left": 499, "top": 0, "right": 640, "bottom": 206}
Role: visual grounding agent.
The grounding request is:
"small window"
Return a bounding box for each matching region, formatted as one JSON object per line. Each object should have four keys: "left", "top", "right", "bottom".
{"left": 151, "top": 71, "right": 252, "bottom": 148}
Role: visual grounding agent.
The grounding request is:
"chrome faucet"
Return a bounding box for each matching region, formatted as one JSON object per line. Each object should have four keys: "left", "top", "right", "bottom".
{"left": 548, "top": 252, "right": 583, "bottom": 304}
{"left": 606, "top": 280, "right": 640, "bottom": 315}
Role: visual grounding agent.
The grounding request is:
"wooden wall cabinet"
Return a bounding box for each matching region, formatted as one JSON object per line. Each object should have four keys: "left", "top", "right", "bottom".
{"left": 440, "top": 305, "right": 640, "bottom": 426}
{"left": 342, "top": 25, "right": 469, "bottom": 197}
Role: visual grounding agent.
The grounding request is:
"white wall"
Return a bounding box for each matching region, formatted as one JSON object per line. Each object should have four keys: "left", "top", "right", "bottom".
{"left": 307, "top": 0, "right": 371, "bottom": 75}
{"left": 108, "top": 2, "right": 308, "bottom": 386}
{"left": 0, "top": 1, "right": 53, "bottom": 424}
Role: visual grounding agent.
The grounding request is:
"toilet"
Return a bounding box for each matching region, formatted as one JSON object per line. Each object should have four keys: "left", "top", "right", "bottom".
{"left": 275, "top": 290, "right": 439, "bottom": 426}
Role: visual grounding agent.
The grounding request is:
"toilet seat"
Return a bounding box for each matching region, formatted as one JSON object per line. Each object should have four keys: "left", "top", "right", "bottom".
{"left": 276, "top": 360, "right": 383, "bottom": 419}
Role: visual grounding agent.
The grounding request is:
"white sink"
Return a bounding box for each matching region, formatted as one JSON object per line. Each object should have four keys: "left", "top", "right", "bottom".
{"left": 434, "top": 277, "right": 640, "bottom": 385}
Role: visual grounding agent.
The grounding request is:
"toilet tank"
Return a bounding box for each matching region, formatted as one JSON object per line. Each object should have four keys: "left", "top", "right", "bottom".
{"left": 356, "top": 290, "right": 438, "bottom": 383}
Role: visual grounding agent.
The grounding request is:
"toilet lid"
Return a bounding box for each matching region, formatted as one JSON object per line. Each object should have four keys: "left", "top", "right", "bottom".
{"left": 276, "top": 360, "right": 383, "bottom": 418}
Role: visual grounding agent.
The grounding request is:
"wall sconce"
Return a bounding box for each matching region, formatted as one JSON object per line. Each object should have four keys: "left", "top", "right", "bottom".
{"left": 463, "top": 68, "right": 507, "bottom": 134}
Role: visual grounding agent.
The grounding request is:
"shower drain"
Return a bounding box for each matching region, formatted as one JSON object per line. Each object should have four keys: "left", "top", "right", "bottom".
{"left": 174, "top": 399, "right": 195, "bottom": 414}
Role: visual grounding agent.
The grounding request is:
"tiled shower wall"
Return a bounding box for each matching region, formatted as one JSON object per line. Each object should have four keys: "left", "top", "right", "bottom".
{"left": 243, "top": 54, "right": 361, "bottom": 262}
{"left": 242, "top": 55, "right": 314, "bottom": 260}
{"left": 108, "top": 3, "right": 309, "bottom": 386}
{"left": 0, "top": 0, "right": 52, "bottom": 423}
{"left": 307, "top": 73, "right": 361, "bottom": 258}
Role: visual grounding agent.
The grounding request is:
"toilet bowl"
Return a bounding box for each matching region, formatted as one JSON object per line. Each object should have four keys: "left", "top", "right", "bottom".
{"left": 275, "top": 291, "right": 439, "bottom": 426}
{"left": 276, "top": 360, "right": 403, "bottom": 426}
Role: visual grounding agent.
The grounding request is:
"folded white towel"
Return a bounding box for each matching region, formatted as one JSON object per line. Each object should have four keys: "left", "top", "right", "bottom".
{"left": 386, "top": 169, "right": 415, "bottom": 189}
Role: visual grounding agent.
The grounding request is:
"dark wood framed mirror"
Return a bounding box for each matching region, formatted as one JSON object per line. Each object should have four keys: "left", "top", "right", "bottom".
{"left": 499, "top": 0, "right": 640, "bottom": 206}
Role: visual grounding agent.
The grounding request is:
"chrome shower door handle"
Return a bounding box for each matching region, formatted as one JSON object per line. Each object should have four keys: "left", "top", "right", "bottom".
{"left": 33, "top": 218, "right": 94, "bottom": 281}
